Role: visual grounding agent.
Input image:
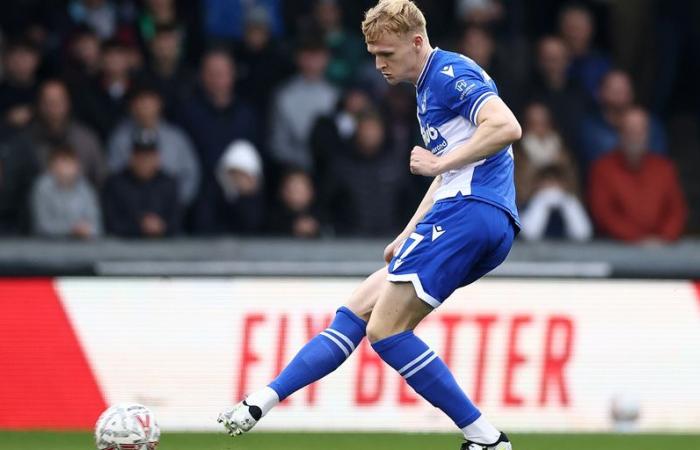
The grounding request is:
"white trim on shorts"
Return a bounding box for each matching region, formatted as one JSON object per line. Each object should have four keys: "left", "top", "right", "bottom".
{"left": 386, "top": 273, "right": 441, "bottom": 308}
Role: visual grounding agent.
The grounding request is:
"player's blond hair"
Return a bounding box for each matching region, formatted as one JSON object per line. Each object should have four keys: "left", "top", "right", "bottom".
{"left": 361, "top": 0, "right": 427, "bottom": 44}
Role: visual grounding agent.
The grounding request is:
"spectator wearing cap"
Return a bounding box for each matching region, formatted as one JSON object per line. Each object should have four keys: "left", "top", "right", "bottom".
{"left": 71, "top": 39, "right": 137, "bottom": 140}
{"left": 25, "top": 79, "right": 106, "bottom": 186}
{"left": 269, "top": 36, "right": 338, "bottom": 172}
{"left": 0, "top": 39, "right": 42, "bottom": 130}
{"left": 31, "top": 145, "right": 102, "bottom": 239}
{"left": 193, "top": 140, "right": 265, "bottom": 234}
{"left": 103, "top": 129, "right": 180, "bottom": 237}
{"left": 107, "top": 85, "right": 199, "bottom": 207}
{"left": 588, "top": 107, "right": 687, "bottom": 243}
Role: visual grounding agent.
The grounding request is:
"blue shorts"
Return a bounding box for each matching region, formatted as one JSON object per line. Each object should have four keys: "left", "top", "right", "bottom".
{"left": 387, "top": 198, "right": 515, "bottom": 308}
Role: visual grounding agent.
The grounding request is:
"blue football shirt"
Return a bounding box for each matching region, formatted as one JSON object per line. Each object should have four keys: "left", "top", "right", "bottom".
{"left": 415, "top": 48, "right": 520, "bottom": 227}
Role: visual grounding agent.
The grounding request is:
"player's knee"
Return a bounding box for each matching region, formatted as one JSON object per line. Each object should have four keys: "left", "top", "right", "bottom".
{"left": 366, "top": 318, "right": 401, "bottom": 343}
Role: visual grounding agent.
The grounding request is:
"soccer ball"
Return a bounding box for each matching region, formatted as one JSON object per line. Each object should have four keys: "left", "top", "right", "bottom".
{"left": 95, "top": 403, "right": 160, "bottom": 450}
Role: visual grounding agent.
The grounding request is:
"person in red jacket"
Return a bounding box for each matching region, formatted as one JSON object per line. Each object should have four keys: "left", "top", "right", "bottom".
{"left": 588, "top": 107, "right": 687, "bottom": 243}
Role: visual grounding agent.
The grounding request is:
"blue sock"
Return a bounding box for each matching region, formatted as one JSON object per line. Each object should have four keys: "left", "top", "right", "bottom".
{"left": 372, "top": 330, "right": 481, "bottom": 428}
{"left": 269, "top": 307, "right": 366, "bottom": 400}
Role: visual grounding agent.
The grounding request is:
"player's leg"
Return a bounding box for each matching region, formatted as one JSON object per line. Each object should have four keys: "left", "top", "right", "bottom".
{"left": 218, "top": 267, "right": 387, "bottom": 436}
{"left": 370, "top": 201, "right": 515, "bottom": 448}
{"left": 367, "top": 282, "right": 504, "bottom": 447}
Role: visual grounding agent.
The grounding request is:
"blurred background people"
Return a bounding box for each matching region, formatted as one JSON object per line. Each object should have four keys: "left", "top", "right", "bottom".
{"left": 102, "top": 129, "right": 179, "bottom": 237}
{"left": 0, "top": 40, "right": 41, "bottom": 130}
{"left": 108, "top": 85, "right": 199, "bottom": 207}
{"left": 176, "top": 47, "right": 258, "bottom": 206}
{"left": 27, "top": 79, "right": 106, "bottom": 186}
{"left": 269, "top": 36, "right": 338, "bottom": 172}
{"left": 557, "top": 3, "right": 610, "bottom": 101}
{"left": 588, "top": 107, "right": 687, "bottom": 243}
{"left": 515, "top": 102, "right": 579, "bottom": 207}
{"left": 268, "top": 167, "right": 321, "bottom": 238}
{"left": 31, "top": 145, "right": 101, "bottom": 239}
{"left": 324, "top": 110, "right": 407, "bottom": 236}
{"left": 578, "top": 70, "right": 667, "bottom": 167}
{"left": 194, "top": 139, "right": 265, "bottom": 234}
{"left": 520, "top": 165, "right": 592, "bottom": 242}
{"left": 72, "top": 39, "right": 137, "bottom": 140}
{"left": 136, "top": 22, "right": 193, "bottom": 121}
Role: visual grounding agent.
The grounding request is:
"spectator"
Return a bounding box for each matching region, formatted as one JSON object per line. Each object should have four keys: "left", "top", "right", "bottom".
{"left": 515, "top": 102, "right": 579, "bottom": 206}
{"left": 268, "top": 167, "right": 321, "bottom": 238}
{"left": 557, "top": 3, "right": 611, "bottom": 100}
{"left": 107, "top": 85, "right": 199, "bottom": 207}
{"left": 310, "top": 84, "right": 373, "bottom": 180}
{"left": 176, "top": 48, "right": 258, "bottom": 174}
{"left": 31, "top": 146, "right": 101, "bottom": 239}
{"left": 520, "top": 165, "right": 592, "bottom": 242}
{"left": 234, "top": 7, "right": 294, "bottom": 124}
{"left": 72, "top": 39, "right": 135, "bottom": 140}
{"left": 588, "top": 107, "right": 687, "bottom": 243}
{"left": 0, "top": 39, "right": 42, "bottom": 130}
{"left": 313, "top": 0, "right": 366, "bottom": 87}
{"left": 460, "top": 26, "right": 526, "bottom": 106}
{"left": 26, "top": 79, "right": 106, "bottom": 186}
{"left": 136, "top": 23, "right": 194, "bottom": 120}
{"left": 269, "top": 36, "right": 338, "bottom": 171}
{"left": 194, "top": 140, "right": 264, "bottom": 234}
{"left": 103, "top": 129, "right": 180, "bottom": 237}
{"left": 63, "top": 27, "right": 103, "bottom": 88}
{"left": 0, "top": 134, "right": 40, "bottom": 234}
{"left": 578, "top": 70, "right": 667, "bottom": 166}
{"left": 325, "top": 110, "right": 407, "bottom": 236}
{"left": 530, "top": 36, "right": 587, "bottom": 148}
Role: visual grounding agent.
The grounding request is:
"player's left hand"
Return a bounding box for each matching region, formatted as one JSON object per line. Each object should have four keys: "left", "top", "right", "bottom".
{"left": 410, "top": 146, "right": 443, "bottom": 177}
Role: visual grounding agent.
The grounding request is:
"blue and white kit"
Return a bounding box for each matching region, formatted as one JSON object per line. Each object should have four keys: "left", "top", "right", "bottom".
{"left": 388, "top": 48, "right": 520, "bottom": 308}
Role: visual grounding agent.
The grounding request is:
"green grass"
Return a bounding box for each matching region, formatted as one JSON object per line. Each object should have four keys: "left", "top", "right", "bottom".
{"left": 0, "top": 431, "right": 698, "bottom": 450}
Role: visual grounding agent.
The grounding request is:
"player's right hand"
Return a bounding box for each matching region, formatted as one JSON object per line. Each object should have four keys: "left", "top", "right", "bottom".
{"left": 383, "top": 236, "right": 406, "bottom": 264}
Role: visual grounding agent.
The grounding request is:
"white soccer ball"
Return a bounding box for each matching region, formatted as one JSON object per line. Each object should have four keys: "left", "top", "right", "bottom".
{"left": 95, "top": 403, "right": 161, "bottom": 450}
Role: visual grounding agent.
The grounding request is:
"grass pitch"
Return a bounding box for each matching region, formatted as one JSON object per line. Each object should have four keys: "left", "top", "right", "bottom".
{"left": 0, "top": 431, "right": 698, "bottom": 450}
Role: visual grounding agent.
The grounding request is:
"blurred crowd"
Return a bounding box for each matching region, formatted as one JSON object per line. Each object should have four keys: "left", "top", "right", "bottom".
{"left": 0, "top": 0, "right": 698, "bottom": 243}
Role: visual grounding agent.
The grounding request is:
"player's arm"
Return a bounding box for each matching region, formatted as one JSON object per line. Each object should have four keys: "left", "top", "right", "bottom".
{"left": 383, "top": 175, "right": 442, "bottom": 263}
{"left": 410, "top": 96, "right": 521, "bottom": 176}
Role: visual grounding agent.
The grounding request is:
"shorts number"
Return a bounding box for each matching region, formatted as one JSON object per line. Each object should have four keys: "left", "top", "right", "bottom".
{"left": 397, "top": 232, "right": 424, "bottom": 260}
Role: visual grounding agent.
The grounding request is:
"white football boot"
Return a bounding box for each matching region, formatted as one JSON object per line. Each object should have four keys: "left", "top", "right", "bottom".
{"left": 217, "top": 400, "right": 262, "bottom": 436}
{"left": 460, "top": 432, "right": 512, "bottom": 450}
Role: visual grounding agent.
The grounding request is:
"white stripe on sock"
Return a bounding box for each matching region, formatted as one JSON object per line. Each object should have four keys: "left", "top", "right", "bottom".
{"left": 320, "top": 331, "right": 350, "bottom": 358}
{"left": 325, "top": 328, "right": 356, "bottom": 352}
{"left": 398, "top": 349, "right": 434, "bottom": 375}
{"left": 403, "top": 353, "right": 438, "bottom": 379}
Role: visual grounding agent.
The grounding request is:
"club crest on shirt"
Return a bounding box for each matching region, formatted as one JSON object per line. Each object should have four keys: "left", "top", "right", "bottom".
{"left": 420, "top": 91, "right": 428, "bottom": 114}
